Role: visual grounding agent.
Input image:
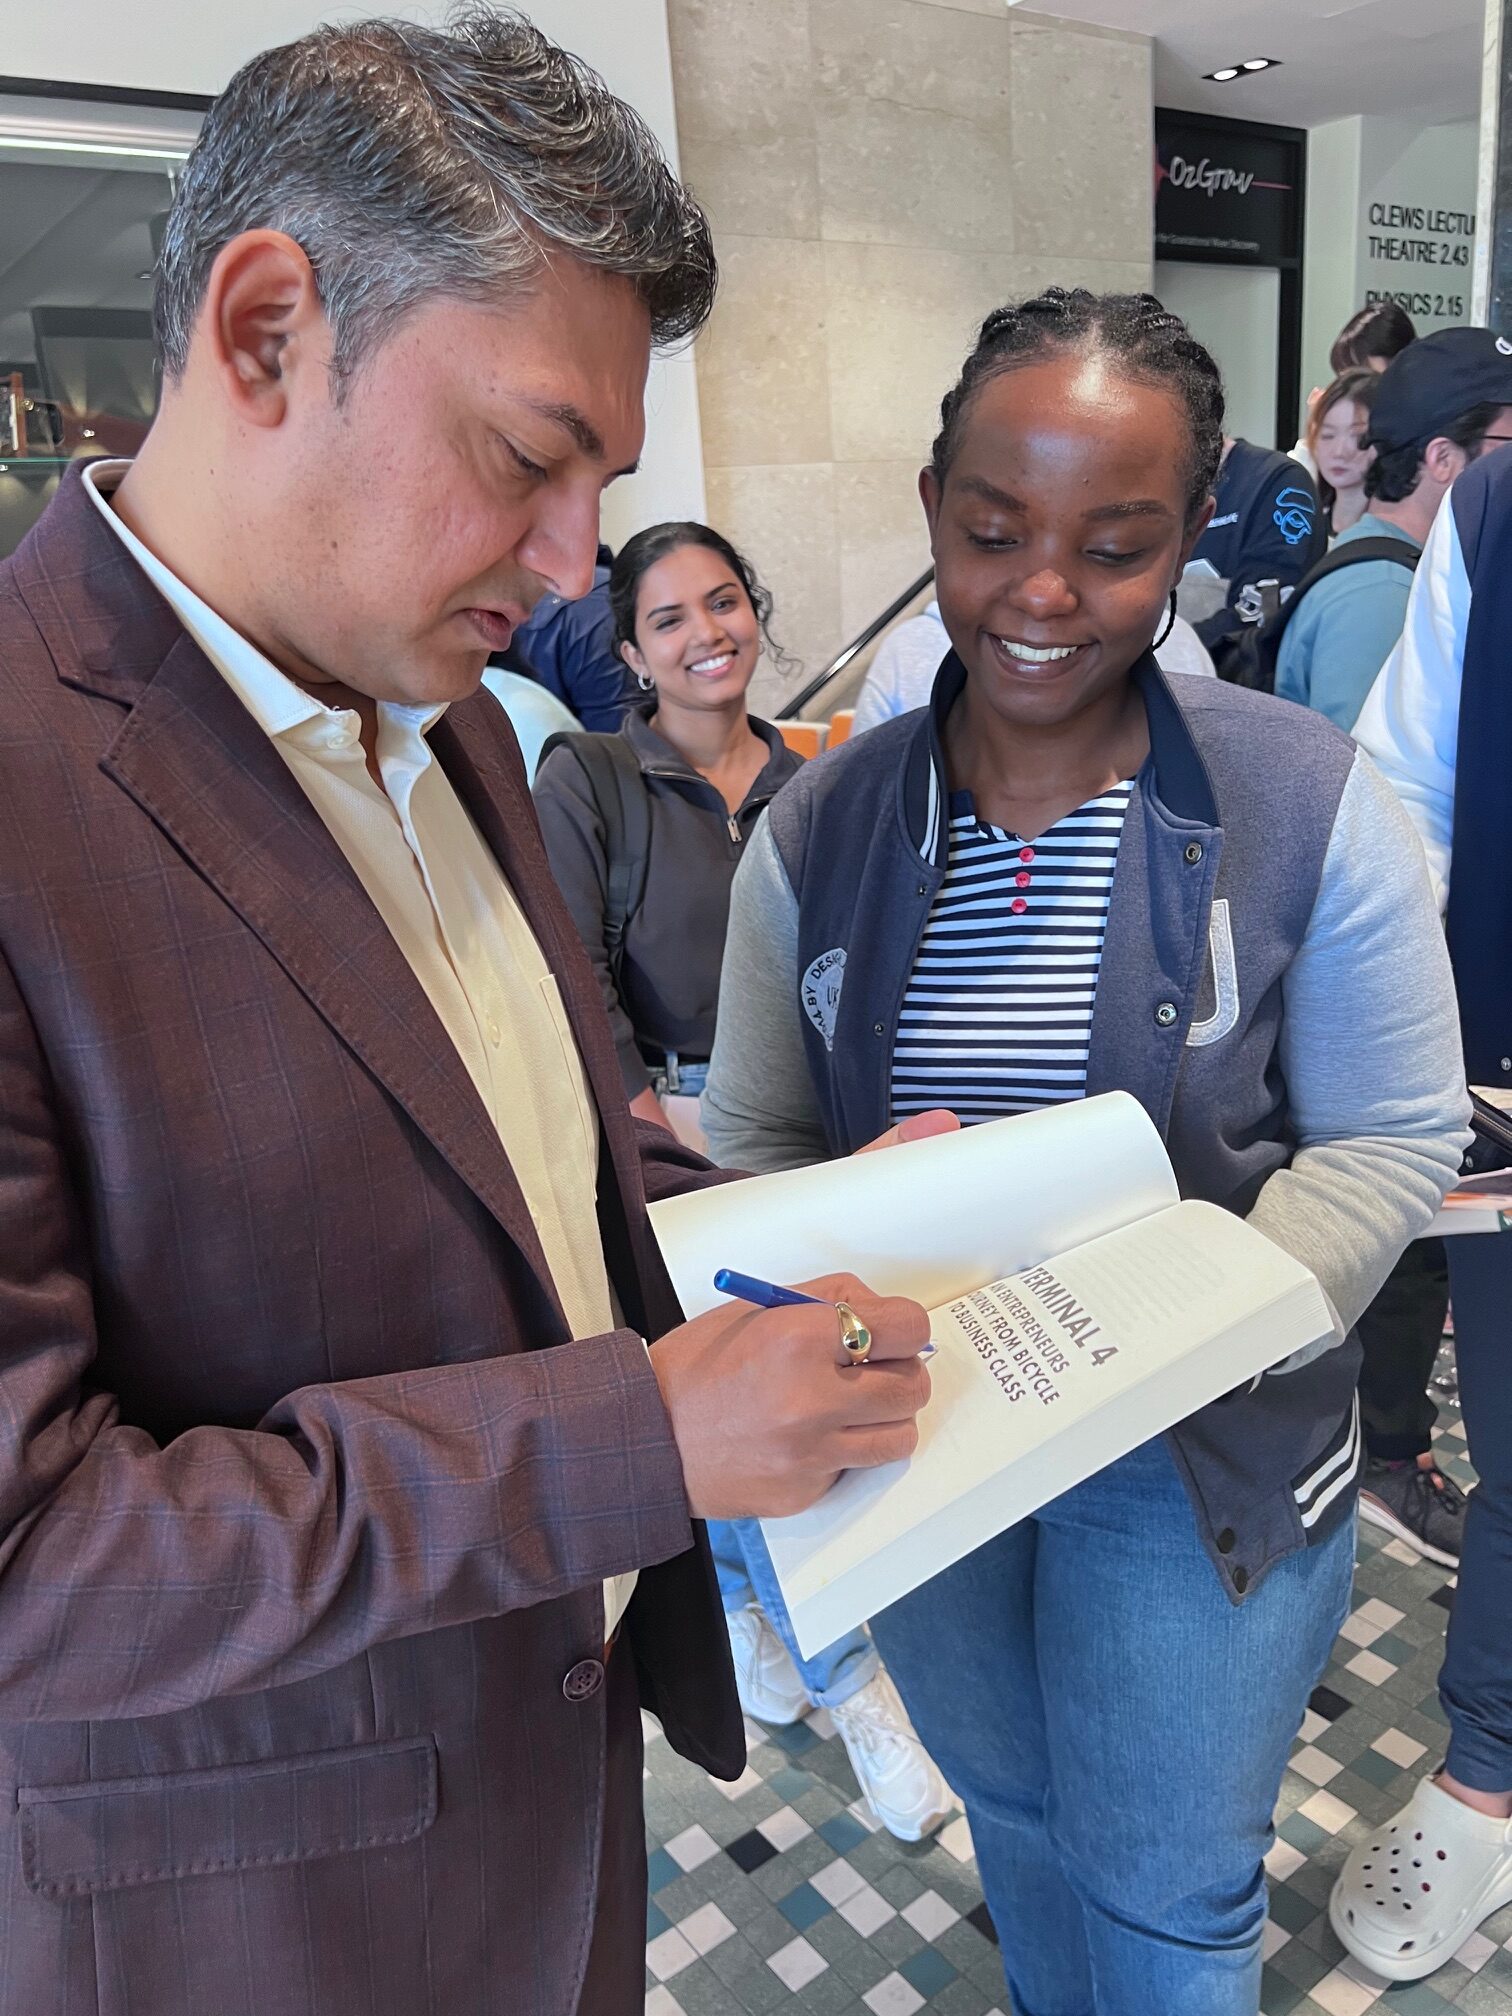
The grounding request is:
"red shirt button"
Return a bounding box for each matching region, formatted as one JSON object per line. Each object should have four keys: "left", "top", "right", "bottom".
{"left": 1020, "top": 847, "right": 1034, "bottom": 863}
{"left": 1011, "top": 897, "right": 1028, "bottom": 915}
{"left": 1016, "top": 871, "right": 1031, "bottom": 888}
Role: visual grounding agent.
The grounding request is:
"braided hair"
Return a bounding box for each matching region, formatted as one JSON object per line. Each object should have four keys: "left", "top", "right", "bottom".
{"left": 930, "top": 288, "right": 1226, "bottom": 528}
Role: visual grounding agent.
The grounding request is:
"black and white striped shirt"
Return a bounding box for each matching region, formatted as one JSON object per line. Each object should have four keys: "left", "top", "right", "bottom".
{"left": 891, "top": 782, "right": 1135, "bottom": 1124}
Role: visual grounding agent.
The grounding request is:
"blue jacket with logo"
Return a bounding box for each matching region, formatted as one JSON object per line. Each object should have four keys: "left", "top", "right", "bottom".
{"left": 1191, "top": 440, "right": 1325, "bottom": 664}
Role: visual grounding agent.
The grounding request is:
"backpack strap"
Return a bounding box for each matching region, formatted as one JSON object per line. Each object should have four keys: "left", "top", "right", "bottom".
{"left": 539, "top": 731, "right": 651, "bottom": 980}
{"left": 1265, "top": 535, "right": 1421, "bottom": 650}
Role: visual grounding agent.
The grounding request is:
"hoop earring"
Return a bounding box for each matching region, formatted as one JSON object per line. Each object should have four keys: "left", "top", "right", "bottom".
{"left": 1153, "top": 587, "right": 1178, "bottom": 651}
{"left": 635, "top": 670, "right": 655, "bottom": 693}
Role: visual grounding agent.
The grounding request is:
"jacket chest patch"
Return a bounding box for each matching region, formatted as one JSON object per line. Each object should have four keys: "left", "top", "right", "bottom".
{"left": 802, "top": 948, "right": 847, "bottom": 1054}
{"left": 1187, "top": 899, "right": 1240, "bottom": 1048}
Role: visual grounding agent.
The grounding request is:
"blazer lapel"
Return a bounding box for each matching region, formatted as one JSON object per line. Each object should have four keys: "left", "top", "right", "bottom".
{"left": 100, "top": 635, "right": 561, "bottom": 1294}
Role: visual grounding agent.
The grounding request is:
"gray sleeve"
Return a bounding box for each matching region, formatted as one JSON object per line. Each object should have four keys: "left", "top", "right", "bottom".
{"left": 702, "top": 816, "right": 831, "bottom": 1173}
{"left": 1247, "top": 749, "right": 1471, "bottom": 1337}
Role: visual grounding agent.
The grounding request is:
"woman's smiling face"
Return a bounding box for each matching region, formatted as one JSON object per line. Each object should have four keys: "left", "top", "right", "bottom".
{"left": 923, "top": 349, "right": 1207, "bottom": 733}
{"left": 622, "top": 541, "right": 762, "bottom": 709}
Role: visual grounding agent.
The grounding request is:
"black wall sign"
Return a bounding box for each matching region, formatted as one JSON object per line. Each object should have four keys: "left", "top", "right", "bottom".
{"left": 1156, "top": 109, "right": 1305, "bottom": 267}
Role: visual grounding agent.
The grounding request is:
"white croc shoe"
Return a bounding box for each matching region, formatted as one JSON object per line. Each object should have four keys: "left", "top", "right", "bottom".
{"left": 830, "top": 1670, "right": 954, "bottom": 1843}
{"left": 1330, "top": 1776, "right": 1512, "bottom": 1983}
{"left": 726, "top": 1604, "right": 811, "bottom": 1726}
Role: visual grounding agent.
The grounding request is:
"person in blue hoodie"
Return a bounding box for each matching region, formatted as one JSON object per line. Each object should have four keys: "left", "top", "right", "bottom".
{"left": 703, "top": 289, "right": 1469, "bottom": 2016}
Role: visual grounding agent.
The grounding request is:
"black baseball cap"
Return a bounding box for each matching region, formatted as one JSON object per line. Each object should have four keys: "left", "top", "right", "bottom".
{"left": 1366, "top": 326, "right": 1512, "bottom": 452}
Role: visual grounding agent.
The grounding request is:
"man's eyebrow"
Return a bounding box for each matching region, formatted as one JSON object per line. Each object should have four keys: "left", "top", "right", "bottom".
{"left": 520, "top": 398, "right": 606, "bottom": 461}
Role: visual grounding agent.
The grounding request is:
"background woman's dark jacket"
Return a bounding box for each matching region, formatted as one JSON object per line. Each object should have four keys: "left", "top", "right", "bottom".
{"left": 535, "top": 704, "right": 802, "bottom": 1098}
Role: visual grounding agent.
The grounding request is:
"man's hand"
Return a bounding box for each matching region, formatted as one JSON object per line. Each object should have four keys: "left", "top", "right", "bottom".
{"left": 650, "top": 1273, "right": 933, "bottom": 1520}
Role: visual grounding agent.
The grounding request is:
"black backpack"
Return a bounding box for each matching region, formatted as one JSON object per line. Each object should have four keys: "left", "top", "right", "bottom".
{"left": 1222, "top": 536, "right": 1421, "bottom": 693}
{"left": 538, "top": 732, "right": 651, "bottom": 985}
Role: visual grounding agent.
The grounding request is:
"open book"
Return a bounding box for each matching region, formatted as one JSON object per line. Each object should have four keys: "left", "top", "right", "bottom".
{"left": 649, "top": 1093, "right": 1336, "bottom": 1656}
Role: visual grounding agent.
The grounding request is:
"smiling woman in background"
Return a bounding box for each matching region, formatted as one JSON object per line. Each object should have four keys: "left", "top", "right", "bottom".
{"left": 534, "top": 521, "right": 801, "bottom": 1142}
{"left": 703, "top": 289, "right": 1469, "bottom": 2015}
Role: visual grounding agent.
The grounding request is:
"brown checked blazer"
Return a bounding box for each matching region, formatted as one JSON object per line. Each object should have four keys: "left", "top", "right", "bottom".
{"left": 0, "top": 469, "right": 743, "bottom": 2016}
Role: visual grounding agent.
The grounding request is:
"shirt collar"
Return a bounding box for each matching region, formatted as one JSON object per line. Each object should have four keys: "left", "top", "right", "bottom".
{"left": 80, "top": 460, "right": 445, "bottom": 746}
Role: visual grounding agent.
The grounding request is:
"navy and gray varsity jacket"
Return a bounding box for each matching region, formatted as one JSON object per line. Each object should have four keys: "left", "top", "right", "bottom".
{"left": 705, "top": 655, "right": 1468, "bottom": 1602}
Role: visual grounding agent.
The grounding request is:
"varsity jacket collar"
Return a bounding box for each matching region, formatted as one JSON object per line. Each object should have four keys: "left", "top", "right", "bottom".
{"left": 900, "top": 649, "right": 1221, "bottom": 868}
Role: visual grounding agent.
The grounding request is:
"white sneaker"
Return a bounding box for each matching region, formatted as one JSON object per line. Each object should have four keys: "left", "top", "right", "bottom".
{"left": 1330, "top": 1776, "right": 1512, "bottom": 1983}
{"left": 726, "top": 1604, "right": 810, "bottom": 1726}
{"left": 830, "top": 1670, "right": 954, "bottom": 1842}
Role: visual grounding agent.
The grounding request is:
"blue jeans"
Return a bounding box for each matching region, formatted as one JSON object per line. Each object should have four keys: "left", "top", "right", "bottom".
{"left": 870, "top": 1436, "right": 1355, "bottom": 2016}
{"left": 710, "top": 1519, "right": 877, "bottom": 1710}
{"left": 1442, "top": 1233, "right": 1512, "bottom": 1792}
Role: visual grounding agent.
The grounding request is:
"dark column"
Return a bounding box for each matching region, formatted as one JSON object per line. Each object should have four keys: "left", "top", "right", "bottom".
{"left": 1485, "top": 0, "right": 1512, "bottom": 334}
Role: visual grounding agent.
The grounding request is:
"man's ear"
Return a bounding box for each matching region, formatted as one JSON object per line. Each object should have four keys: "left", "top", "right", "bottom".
{"left": 196, "top": 230, "right": 329, "bottom": 430}
{"left": 1422, "top": 435, "right": 1467, "bottom": 487}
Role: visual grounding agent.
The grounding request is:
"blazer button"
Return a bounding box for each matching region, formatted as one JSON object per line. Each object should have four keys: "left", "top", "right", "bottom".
{"left": 563, "top": 1659, "right": 605, "bottom": 1703}
{"left": 1215, "top": 1527, "right": 1236, "bottom": 1555}
{"left": 1231, "top": 1566, "right": 1250, "bottom": 1596}
{"left": 1155, "top": 1001, "right": 1178, "bottom": 1028}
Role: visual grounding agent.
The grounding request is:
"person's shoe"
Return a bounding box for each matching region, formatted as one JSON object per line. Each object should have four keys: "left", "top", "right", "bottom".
{"left": 830, "top": 1671, "right": 954, "bottom": 1842}
{"left": 1330, "top": 1776, "right": 1512, "bottom": 1982}
{"left": 726, "top": 1604, "right": 811, "bottom": 1726}
{"left": 1359, "top": 1454, "right": 1468, "bottom": 1568}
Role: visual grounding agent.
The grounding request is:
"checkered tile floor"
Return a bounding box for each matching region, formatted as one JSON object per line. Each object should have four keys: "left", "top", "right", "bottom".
{"left": 642, "top": 1365, "right": 1512, "bottom": 2015}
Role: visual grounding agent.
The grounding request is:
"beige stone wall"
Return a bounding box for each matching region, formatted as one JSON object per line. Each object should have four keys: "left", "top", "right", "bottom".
{"left": 667, "top": 0, "right": 1154, "bottom": 712}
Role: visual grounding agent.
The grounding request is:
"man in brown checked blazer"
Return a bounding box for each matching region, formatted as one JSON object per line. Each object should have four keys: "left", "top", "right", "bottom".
{"left": 0, "top": 15, "right": 941, "bottom": 2015}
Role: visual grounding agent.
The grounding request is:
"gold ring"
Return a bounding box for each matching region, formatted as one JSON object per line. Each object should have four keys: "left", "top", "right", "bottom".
{"left": 835, "top": 1301, "right": 873, "bottom": 1365}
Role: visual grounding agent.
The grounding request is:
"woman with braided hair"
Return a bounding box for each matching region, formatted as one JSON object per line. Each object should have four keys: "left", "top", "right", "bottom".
{"left": 703, "top": 289, "right": 1469, "bottom": 2013}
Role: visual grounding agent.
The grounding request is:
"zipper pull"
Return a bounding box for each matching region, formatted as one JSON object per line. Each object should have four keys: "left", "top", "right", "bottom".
{"left": 728, "top": 816, "right": 741, "bottom": 845}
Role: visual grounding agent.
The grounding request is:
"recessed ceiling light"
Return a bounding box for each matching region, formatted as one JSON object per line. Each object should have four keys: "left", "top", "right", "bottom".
{"left": 1204, "top": 56, "right": 1281, "bottom": 80}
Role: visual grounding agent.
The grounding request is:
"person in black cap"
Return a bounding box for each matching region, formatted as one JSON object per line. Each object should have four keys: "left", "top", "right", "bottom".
{"left": 1275, "top": 327, "right": 1512, "bottom": 732}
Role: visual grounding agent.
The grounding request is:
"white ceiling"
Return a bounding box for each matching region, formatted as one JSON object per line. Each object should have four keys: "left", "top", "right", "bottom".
{"left": 1014, "top": 0, "right": 1487, "bottom": 130}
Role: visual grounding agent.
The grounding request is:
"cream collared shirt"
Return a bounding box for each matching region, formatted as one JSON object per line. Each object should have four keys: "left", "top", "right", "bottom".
{"left": 84, "top": 462, "right": 636, "bottom": 1637}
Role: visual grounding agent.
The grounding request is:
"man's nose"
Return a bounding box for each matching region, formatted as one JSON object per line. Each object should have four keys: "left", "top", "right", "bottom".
{"left": 520, "top": 494, "right": 601, "bottom": 603}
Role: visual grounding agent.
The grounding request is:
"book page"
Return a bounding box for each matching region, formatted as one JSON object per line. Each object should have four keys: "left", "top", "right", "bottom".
{"left": 762, "top": 1198, "right": 1335, "bottom": 1654}
{"left": 650, "top": 1090, "right": 1178, "bottom": 1319}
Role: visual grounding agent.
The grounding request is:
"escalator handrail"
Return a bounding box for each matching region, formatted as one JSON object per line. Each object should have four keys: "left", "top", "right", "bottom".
{"left": 775, "top": 566, "right": 936, "bottom": 721}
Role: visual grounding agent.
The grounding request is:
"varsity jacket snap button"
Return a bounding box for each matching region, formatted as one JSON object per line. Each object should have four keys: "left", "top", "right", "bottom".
{"left": 1155, "top": 1001, "right": 1178, "bottom": 1028}
{"left": 873, "top": 1022, "right": 885, "bottom": 1037}
{"left": 1184, "top": 842, "right": 1204, "bottom": 865}
{"left": 563, "top": 1659, "right": 605, "bottom": 1703}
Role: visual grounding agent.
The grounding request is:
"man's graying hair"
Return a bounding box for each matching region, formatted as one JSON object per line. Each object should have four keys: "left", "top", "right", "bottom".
{"left": 154, "top": 8, "right": 717, "bottom": 388}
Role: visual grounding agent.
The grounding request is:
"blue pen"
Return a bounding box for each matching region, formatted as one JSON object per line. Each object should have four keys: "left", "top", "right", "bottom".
{"left": 713, "top": 1268, "right": 822, "bottom": 1310}
{"left": 712, "top": 1270, "right": 936, "bottom": 1358}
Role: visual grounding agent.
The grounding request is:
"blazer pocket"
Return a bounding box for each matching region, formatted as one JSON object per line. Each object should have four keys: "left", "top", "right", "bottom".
{"left": 19, "top": 1735, "right": 437, "bottom": 1899}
